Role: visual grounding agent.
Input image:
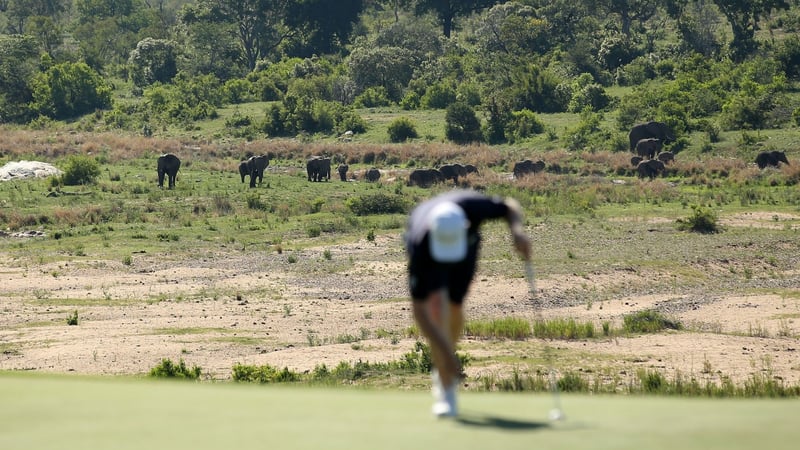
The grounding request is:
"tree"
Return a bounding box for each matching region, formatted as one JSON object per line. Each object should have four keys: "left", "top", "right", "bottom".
{"left": 128, "top": 38, "right": 178, "bottom": 87}
{"left": 30, "top": 62, "right": 113, "bottom": 119}
{"left": 181, "top": 0, "right": 294, "bottom": 73}
{"left": 0, "top": 34, "right": 39, "bottom": 122}
{"left": 284, "top": 0, "right": 365, "bottom": 57}
{"left": 414, "top": 0, "right": 501, "bottom": 38}
{"left": 595, "top": 0, "right": 658, "bottom": 37}
{"left": 710, "top": 0, "right": 790, "bottom": 61}
{"left": 2, "top": 0, "right": 67, "bottom": 34}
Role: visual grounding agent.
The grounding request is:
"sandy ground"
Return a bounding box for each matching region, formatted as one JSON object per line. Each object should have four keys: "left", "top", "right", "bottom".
{"left": 2, "top": 217, "right": 799, "bottom": 392}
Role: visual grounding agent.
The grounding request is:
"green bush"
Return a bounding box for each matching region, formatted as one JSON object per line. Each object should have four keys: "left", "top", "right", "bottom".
{"left": 445, "top": 102, "right": 483, "bottom": 144}
{"left": 623, "top": 310, "right": 682, "bottom": 333}
{"left": 30, "top": 62, "right": 113, "bottom": 120}
{"left": 149, "top": 358, "right": 202, "bottom": 379}
{"left": 232, "top": 363, "right": 298, "bottom": 383}
{"left": 506, "top": 109, "right": 545, "bottom": 143}
{"left": 421, "top": 81, "right": 457, "bottom": 109}
{"left": 60, "top": 155, "right": 101, "bottom": 186}
{"left": 346, "top": 193, "right": 408, "bottom": 216}
{"left": 387, "top": 116, "right": 418, "bottom": 142}
{"left": 354, "top": 86, "right": 391, "bottom": 108}
{"left": 676, "top": 205, "right": 722, "bottom": 234}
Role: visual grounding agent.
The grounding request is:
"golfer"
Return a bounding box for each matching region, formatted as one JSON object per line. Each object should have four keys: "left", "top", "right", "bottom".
{"left": 405, "top": 189, "right": 531, "bottom": 417}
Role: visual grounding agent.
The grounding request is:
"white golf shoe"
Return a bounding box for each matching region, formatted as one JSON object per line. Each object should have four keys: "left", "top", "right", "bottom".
{"left": 431, "top": 375, "right": 458, "bottom": 418}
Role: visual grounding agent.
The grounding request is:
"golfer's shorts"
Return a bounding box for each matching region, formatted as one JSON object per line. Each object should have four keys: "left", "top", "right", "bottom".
{"left": 408, "top": 249, "right": 477, "bottom": 305}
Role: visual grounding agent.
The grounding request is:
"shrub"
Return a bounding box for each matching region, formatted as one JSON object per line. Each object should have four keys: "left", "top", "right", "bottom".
{"left": 354, "top": 86, "right": 391, "bottom": 108}
{"left": 232, "top": 363, "right": 299, "bottom": 383}
{"left": 623, "top": 310, "right": 682, "bottom": 333}
{"left": 60, "top": 155, "right": 100, "bottom": 185}
{"left": 676, "top": 205, "right": 722, "bottom": 234}
{"left": 445, "top": 102, "right": 483, "bottom": 144}
{"left": 149, "top": 358, "right": 202, "bottom": 379}
{"left": 66, "top": 310, "right": 78, "bottom": 326}
{"left": 346, "top": 193, "right": 408, "bottom": 216}
{"left": 387, "top": 116, "right": 419, "bottom": 142}
{"left": 506, "top": 109, "right": 545, "bottom": 143}
{"left": 421, "top": 81, "right": 457, "bottom": 109}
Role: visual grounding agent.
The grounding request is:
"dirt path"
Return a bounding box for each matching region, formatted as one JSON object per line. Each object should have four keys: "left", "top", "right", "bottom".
{"left": 2, "top": 226, "right": 799, "bottom": 389}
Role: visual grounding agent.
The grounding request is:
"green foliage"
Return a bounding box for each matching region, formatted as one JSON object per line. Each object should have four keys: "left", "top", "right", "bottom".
{"left": 676, "top": 205, "right": 722, "bottom": 234}
{"left": 66, "top": 310, "right": 79, "bottom": 326}
{"left": 387, "top": 116, "right": 419, "bottom": 142}
{"left": 30, "top": 62, "right": 113, "bottom": 120}
{"left": 60, "top": 155, "right": 101, "bottom": 186}
{"left": 421, "top": 81, "right": 457, "bottom": 109}
{"left": 623, "top": 310, "right": 682, "bottom": 334}
{"left": 465, "top": 317, "right": 532, "bottom": 339}
{"left": 346, "top": 193, "right": 407, "bottom": 216}
{"left": 506, "top": 109, "right": 545, "bottom": 143}
{"left": 354, "top": 86, "right": 391, "bottom": 108}
{"left": 445, "top": 102, "right": 483, "bottom": 144}
{"left": 128, "top": 38, "right": 179, "bottom": 88}
{"left": 232, "top": 363, "right": 299, "bottom": 383}
{"left": 149, "top": 358, "right": 202, "bottom": 379}
{"left": 533, "top": 318, "right": 596, "bottom": 340}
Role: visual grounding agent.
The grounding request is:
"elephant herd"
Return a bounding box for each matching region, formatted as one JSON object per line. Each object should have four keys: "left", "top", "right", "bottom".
{"left": 154, "top": 125, "right": 791, "bottom": 189}
{"left": 407, "top": 163, "right": 478, "bottom": 187}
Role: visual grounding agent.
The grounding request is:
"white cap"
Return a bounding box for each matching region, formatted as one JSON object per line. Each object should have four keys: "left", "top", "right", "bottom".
{"left": 428, "top": 202, "right": 468, "bottom": 263}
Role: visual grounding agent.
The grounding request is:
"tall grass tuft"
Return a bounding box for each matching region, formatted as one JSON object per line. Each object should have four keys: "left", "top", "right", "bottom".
{"left": 533, "top": 318, "right": 596, "bottom": 339}
{"left": 465, "top": 317, "right": 532, "bottom": 339}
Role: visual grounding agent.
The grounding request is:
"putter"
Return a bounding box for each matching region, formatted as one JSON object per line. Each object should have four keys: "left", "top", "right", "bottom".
{"left": 525, "top": 260, "right": 565, "bottom": 422}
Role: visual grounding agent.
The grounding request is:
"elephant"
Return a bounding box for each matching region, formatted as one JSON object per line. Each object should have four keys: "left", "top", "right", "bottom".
{"left": 513, "top": 159, "right": 545, "bottom": 178}
{"left": 337, "top": 164, "right": 349, "bottom": 181}
{"left": 306, "top": 156, "right": 331, "bottom": 182}
{"left": 657, "top": 151, "right": 675, "bottom": 164}
{"left": 631, "top": 156, "right": 644, "bottom": 167}
{"left": 464, "top": 164, "right": 479, "bottom": 175}
{"left": 438, "top": 163, "right": 467, "bottom": 183}
{"left": 636, "top": 159, "right": 666, "bottom": 179}
{"left": 755, "top": 151, "right": 790, "bottom": 169}
{"left": 240, "top": 155, "right": 269, "bottom": 188}
{"left": 408, "top": 168, "right": 444, "bottom": 187}
{"left": 635, "top": 138, "right": 663, "bottom": 159}
{"left": 364, "top": 168, "right": 381, "bottom": 182}
{"left": 629, "top": 121, "right": 674, "bottom": 152}
{"left": 157, "top": 153, "right": 181, "bottom": 189}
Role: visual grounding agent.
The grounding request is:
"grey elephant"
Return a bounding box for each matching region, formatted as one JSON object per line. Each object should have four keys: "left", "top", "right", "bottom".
{"left": 513, "top": 159, "right": 545, "bottom": 178}
{"left": 631, "top": 156, "right": 644, "bottom": 167}
{"left": 657, "top": 151, "right": 675, "bottom": 164}
{"left": 755, "top": 151, "right": 790, "bottom": 169}
{"left": 157, "top": 153, "right": 181, "bottom": 189}
{"left": 629, "top": 121, "right": 674, "bottom": 152}
{"left": 337, "top": 164, "right": 349, "bottom": 181}
{"left": 636, "top": 159, "right": 666, "bottom": 179}
{"left": 635, "top": 138, "right": 663, "bottom": 159}
{"left": 438, "top": 163, "right": 467, "bottom": 183}
{"left": 306, "top": 156, "right": 331, "bottom": 182}
{"left": 240, "top": 155, "right": 269, "bottom": 188}
{"left": 464, "top": 164, "right": 479, "bottom": 175}
{"left": 365, "top": 168, "right": 381, "bottom": 182}
{"left": 408, "top": 168, "right": 444, "bottom": 187}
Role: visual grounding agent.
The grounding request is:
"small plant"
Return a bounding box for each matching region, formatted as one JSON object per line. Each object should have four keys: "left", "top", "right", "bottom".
{"left": 323, "top": 249, "right": 332, "bottom": 260}
{"left": 122, "top": 255, "right": 132, "bottom": 266}
{"left": 149, "top": 358, "right": 201, "bottom": 379}
{"left": 366, "top": 229, "right": 375, "bottom": 243}
{"left": 676, "top": 205, "right": 722, "bottom": 234}
{"left": 282, "top": 304, "right": 292, "bottom": 317}
{"left": 287, "top": 254, "right": 298, "bottom": 264}
{"left": 66, "top": 310, "right": 79, "bottom": 326}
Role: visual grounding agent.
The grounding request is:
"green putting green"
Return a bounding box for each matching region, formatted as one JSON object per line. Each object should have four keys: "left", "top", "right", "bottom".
{"left": 1, "top": 372, "right": 798, "bottom": 450}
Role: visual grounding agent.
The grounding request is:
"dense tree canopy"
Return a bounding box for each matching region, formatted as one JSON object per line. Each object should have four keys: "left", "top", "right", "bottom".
{"left": 1, "top": 0, "right": 800, "bottom": 147}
